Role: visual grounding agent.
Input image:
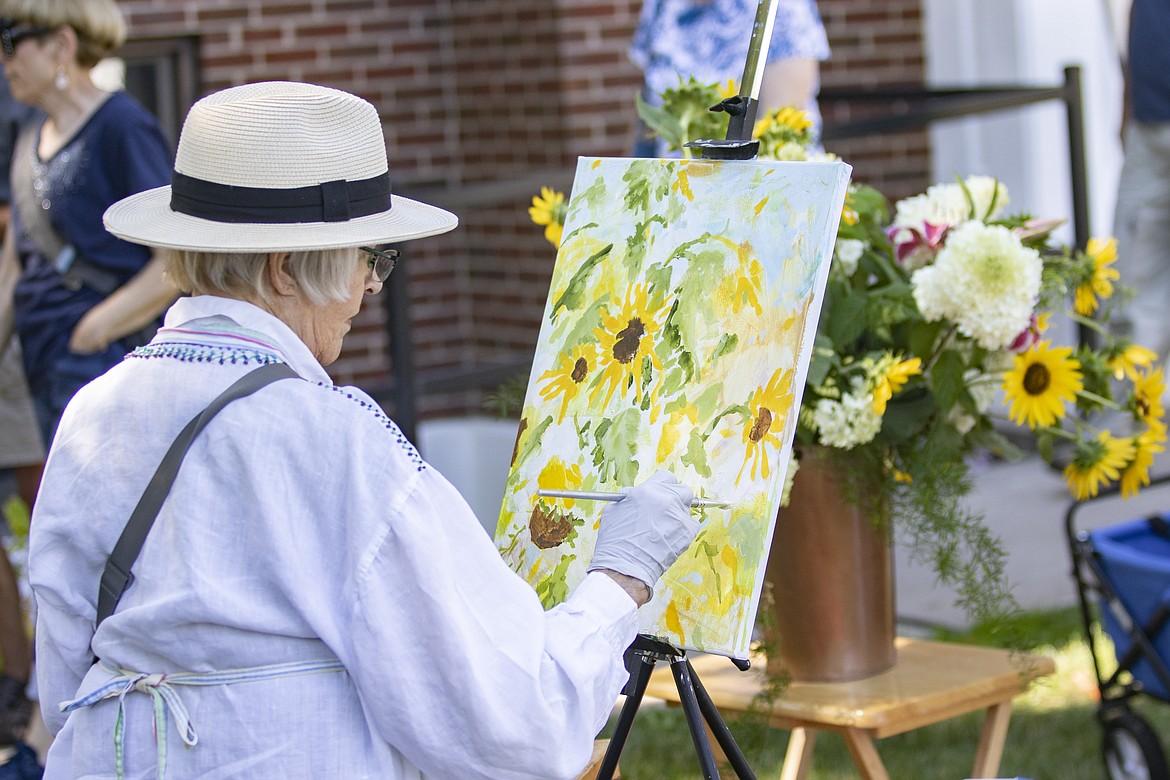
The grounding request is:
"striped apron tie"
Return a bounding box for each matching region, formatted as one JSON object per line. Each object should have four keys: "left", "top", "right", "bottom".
{"left": 60, "top": 658, "right": 347, "bottom": 780}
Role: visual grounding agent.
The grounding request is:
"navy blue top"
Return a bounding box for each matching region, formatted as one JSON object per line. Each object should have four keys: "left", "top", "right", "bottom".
{"left": 10, "top": 90, "right": 171, "bottom": 391}
{"left": 1129, "top": 0, "right": 1170, "bottom": 123}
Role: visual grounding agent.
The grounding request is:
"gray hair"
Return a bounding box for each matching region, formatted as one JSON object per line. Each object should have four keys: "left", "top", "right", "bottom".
{"left": 163, "top": 248, "right": 360, "bottom": 307}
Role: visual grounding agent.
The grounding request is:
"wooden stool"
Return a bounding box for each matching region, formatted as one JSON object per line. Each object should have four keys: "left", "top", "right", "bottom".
{"left": 644, "top": 637, "right": 1054, "bottom": 779}
{"left": 575, "top": 738, "right": 618, "bottom": 779}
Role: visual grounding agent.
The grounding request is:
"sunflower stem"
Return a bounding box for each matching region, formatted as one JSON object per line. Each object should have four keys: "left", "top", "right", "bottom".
{"left": 925, "top": 324, "right": 960, "bottom": 372}
{"left": 1077, "top": 389, "right": 1118, "bottom": 409}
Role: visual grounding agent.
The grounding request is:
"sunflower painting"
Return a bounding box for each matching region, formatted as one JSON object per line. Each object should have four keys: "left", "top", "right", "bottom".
{"left": 495, "top": 157, "right": 851, "bottom": 659}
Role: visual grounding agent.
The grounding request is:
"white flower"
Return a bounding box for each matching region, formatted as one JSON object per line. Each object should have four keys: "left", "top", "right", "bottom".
{"left": 834, "top": 238, "right": 865, "bottom": 275}
{"left": 893, "top": 176, "right": 1010, "bottom": 233}
{"left": 945, "top": 368, "right": 999, "bottom": 434}
{"left": 812, "top": 390, "right": 883, "bottom": 449}
{"left": 967, "top": 368, "right": 1000, "bottom": 412}
{"left": 911, "top": 221, "right": 1041, "bottom": 350}
{"left": 779, "top": 452, "right": 800, "bottom": 507}
{"left": 947, "top": 406, "right": 977, "bottom": 435}
{"left": 774, "top": 141, "right": 809, "bottom": 161}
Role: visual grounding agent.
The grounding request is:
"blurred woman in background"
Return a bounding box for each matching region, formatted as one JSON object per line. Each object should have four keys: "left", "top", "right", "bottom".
{"left": 0, "top": 0, "right": 176, "bottom": 446}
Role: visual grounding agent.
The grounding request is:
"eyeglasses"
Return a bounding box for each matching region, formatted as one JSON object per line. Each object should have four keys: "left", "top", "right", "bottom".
{"left": 360, "top": 246, "right": 399, "bottom": 283}
{"left": 0, "top": 20, "right": 54, "bottom": 58}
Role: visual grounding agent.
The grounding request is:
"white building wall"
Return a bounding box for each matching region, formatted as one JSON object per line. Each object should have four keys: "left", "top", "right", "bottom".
{"left": 923, "top": 0, "right": 1124, "bottom": 243}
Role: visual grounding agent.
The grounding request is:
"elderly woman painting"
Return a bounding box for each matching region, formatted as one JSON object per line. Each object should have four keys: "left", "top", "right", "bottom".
{"left": 28, "top": 82, "right": 699, "bottom": 779}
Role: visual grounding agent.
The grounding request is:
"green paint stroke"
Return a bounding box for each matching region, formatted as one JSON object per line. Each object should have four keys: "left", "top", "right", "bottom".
{"left": 551, "top": 243, "right": 613, "bottom": 320}
{"left": 589, "top": 407, "right": 643, "bottom": 486}
{"left": 534, "top": 554, "right": 577, "bottom": 609}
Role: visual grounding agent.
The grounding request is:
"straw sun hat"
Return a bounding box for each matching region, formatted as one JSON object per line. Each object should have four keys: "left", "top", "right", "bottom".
{"left": 104, "top": 81, "right": 458, "bottom": 252}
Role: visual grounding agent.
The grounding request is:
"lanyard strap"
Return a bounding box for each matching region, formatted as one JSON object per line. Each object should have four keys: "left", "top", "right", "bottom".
{"left": 96, "top": 362, "right": 300, "bottom": 628}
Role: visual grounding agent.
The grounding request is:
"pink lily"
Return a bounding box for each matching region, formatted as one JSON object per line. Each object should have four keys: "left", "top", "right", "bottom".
{"left": 887, "top": 221, "right": 950, "bottom": 268}
{"left": 1008, "top": 313, "right": 1042, "bottom": 352}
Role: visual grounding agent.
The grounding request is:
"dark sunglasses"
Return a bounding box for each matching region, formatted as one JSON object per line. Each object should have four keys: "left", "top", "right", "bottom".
{"left": 0, "top": 20, "right": 54, "bottom": 58}
{"left": 360, "top": 246, "right": 399, "bottom": 283}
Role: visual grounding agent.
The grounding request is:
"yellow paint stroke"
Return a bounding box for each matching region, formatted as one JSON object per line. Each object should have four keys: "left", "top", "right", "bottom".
{"left": 720, "top": 543, "right": 739, "bottom": 585}
{"left": 665, "top": 600, "right": 686, "bottom": 646}
{"left": 673, "top": 168, "right": 695, "bottom": 201}
{"left": 754, "top": 197, "right": 769, "bottom": 216}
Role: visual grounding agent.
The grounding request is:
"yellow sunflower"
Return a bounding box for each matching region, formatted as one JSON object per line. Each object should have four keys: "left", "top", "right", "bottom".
{"left": 1107, "top": 341, "right": 1157, "bottom": 381}
{"left": 736, "top": 368, "right": 795, "bottom": 483}
{"left": 753, "top": 106, "right": 813, "bottom": 138}
{"left": 1132, "top": 367, "right": 1167, "bottom": 434}
{"left": 1073, "top": 237, "right": 1119, "bottom": 316}
{"left": 841, "top": 191, "right": 859, "bottom": 226}
{"left": 528, "top": 187, "right": 567, "bottom": 247}
{"left": 1120, "top": 429, "right": 1167, "bottom": 499}
{"left": 590, "top": 284, "right": 667, "bottom": 410}
{"left": 1063, "top": 431, "right": 1136, "bottom": 501}
{"left": 871, "top": 356, "right": 922, "bottom": 416}
{"left": 1001, "top": 341, "right": 1083, "bottom": 429}
{"left": 529, "top": 457, "right": 586, "bottom": 549}
{"left": 538, "top": 343, "right": 599, "bottom": 423}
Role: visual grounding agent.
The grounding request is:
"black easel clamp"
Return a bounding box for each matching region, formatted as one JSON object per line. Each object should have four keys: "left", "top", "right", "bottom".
{"left": 684, "top": 95, "right": 762, "bottom": 160}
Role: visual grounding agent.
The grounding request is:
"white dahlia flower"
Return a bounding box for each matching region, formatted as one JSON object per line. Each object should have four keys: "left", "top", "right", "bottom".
{"left": 911, "top": 221, "right": 1041, "bottom": 350}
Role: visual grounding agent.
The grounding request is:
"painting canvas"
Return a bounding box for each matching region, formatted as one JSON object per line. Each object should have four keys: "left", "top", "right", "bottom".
{"left": 494, "top": 156, "right": 851, "bottom": 658}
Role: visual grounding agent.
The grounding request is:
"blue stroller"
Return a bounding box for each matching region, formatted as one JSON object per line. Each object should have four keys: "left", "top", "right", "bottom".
{"left": 1067, "top": 475, "right": 1170, "bottom": 780}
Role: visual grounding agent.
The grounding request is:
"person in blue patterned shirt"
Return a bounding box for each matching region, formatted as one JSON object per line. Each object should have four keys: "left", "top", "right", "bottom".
{"left": 630, "top": 0, "right": 830, "bottom": 155}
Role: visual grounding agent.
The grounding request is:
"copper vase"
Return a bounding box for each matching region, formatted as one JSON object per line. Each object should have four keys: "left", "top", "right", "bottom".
{"left": 764, "top": 447, "right": 896, "bottom": 682}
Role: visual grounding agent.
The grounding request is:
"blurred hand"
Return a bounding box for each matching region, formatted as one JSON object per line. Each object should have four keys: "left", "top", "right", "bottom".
{"left": 588, "top": 471, "right": 698, "bottom": 601}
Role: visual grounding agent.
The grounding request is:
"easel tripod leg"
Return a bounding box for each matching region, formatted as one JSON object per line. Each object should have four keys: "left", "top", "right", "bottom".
{"left": 670, "top": 657, "right": 724, "bottom": 780}
{"left": 596, "top": 651, "right": 653, "bottom": 779}
{"left": 689, "top": 660, "right": 757, "bottom": 779}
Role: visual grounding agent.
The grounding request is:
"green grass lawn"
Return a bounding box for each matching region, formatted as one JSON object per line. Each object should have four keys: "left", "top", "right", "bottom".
{"left": 602, "top": 608, "right": 1170, "bottom": 779}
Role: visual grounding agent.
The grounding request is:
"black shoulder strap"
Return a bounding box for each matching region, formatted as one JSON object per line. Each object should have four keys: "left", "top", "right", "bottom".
{"left": 95, "top": 362, "right": 300, "bottom": 628}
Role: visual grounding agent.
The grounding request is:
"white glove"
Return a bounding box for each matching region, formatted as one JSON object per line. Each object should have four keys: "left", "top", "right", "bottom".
{"left": 588, "top": 471, "right": 699, "bottom": 595}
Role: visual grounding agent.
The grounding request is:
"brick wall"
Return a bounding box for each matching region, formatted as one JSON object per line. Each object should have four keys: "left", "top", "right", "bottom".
{"left": 818, "top": 0, "right": 930, "bottom": 201}
{"left": 116, "top": 0, "right": 928, "bottom": 424}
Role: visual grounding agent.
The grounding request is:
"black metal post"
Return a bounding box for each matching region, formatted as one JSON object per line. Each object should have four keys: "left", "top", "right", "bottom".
{"left": 1061, "top": 65, "right": 1096, "bottom": 349}
{"left": 1063, "top": 66, "right": 1091, "bottom": 252}
{"left": 384, "top": 245, "right": 418, "bottom": 444}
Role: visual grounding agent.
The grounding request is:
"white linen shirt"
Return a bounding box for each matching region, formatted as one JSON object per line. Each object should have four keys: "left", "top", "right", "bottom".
{"left": 30, "top": 294, "right": 638, "bottom": 779}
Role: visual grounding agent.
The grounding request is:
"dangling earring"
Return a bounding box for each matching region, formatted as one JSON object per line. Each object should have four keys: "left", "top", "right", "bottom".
{"left": 54, "top": 65, "right": 68, "bottom": 91}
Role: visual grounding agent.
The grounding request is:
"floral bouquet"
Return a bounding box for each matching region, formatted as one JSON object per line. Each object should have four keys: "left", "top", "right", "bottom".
{"left": 528, "top": 77, "right": 1167, "bottom": 622}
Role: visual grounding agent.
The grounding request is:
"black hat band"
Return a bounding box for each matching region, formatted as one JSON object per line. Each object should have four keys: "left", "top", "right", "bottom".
{"left": 170, "top": 171, "right": 392, "bottom": 224}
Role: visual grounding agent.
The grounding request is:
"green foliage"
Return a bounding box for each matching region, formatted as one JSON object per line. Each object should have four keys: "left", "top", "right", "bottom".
{"left": 635, "top": 76, "right": 731, "bottom": 157}
{"left": 482, "top": 373, "right": 529, "bottom": 418}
